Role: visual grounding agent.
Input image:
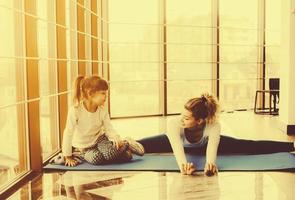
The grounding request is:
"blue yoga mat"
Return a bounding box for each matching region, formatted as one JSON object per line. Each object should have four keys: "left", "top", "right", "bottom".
{"left": 44, "top": 152, "right": 295, "bottom": 172}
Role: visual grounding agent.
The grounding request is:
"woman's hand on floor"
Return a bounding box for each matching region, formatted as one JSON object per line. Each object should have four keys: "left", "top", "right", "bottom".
{"left": 181, "top": 162, "right": 197, "bottom": 175}
{"left": 204, "top": 162, "right": 218, "bottom": 176}
{"left": 64, "top": 156, "right": 79, "bottom": 167}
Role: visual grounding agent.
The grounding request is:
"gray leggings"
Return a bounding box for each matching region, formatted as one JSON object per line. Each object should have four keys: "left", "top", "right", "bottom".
{"left": 77, "top": 135, "right": 132, "bottom": 165}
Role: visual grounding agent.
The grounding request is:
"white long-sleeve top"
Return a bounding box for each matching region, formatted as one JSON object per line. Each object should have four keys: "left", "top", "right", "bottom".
{"left": 62, "top": 104, "right": 121, "bottom": 157}
{"left": 166, "top": 116, "right": 221, "bottom": 170}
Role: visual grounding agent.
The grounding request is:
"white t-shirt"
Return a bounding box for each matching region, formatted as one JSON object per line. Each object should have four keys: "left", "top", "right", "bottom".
{"left": 62, "top": 104, "right": 120, "bottom": 156}
{"left": 166, "top": 116, "right": 221, "bottom": 169}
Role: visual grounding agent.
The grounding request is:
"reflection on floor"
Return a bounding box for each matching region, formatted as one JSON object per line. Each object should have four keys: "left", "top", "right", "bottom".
{"left": 5, "top": 111, "right": 295, "bottom": 199}
{"left": 8, "top": 171, "right": 295, "bottom": 200}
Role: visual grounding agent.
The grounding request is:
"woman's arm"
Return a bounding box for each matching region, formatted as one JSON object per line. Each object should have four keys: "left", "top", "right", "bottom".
{"left": 205, "top": 122, "right": 221, "bottom": 172}
{"left": 166, "top": 117, "right": 188, "bottom": 172}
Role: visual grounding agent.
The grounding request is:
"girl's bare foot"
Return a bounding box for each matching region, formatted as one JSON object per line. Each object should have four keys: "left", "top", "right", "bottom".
{"left": 125, "top": 137, "right": 145, "bottom": 156}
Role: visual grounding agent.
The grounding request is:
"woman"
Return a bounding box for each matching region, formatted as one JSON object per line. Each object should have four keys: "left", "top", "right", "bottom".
{"left": 138, "top": 93, "right": 295, "bottom": 175}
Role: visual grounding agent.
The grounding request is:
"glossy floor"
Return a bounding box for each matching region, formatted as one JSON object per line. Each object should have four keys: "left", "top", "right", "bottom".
{"left": 8, "top": 171, "right": 295, "bottom": 200}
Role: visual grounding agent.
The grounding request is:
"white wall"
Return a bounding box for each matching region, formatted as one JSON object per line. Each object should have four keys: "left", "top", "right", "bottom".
{"left": 279, "top": 0, "right": 295, "bottom": 133}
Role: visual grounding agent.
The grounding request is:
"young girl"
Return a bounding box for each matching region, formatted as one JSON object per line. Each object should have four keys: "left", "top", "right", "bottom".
{"left": 138, "top": 93, "right": 295, "bottom": 175}
{"left": 62, "top": 75, "right": 145, "bottom": 167}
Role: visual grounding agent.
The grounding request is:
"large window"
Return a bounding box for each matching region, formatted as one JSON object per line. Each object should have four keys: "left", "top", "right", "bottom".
{"left": 108, "top": 0, "right": 161, "bottom": 117}
{"left": 265, "top": 0, "right": 280, "bottom": 81}
{"left": 37, "top": 1, "right": 59, "bottom": 160}
{"left": 0, "top": 0, "right": 28, "bottom": 190}
{"left": 166, "top": 0, "right": 213, "bottom": 114}
{"left": 219, "top": 0, "right": 259, "bottom": 110}
{"left": 66, "top": 0, "right": 78, "bottom": 108}
{"left": 106, "top": 0, "right": 281, "bottom": 116}
{"left": 0, "top": 79, "right": 27, "bottom": 191}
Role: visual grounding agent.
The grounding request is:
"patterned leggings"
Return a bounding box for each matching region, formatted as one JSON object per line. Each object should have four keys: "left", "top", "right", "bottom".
{"left": 77, "top": 135, "right": 132, "bottom": 165}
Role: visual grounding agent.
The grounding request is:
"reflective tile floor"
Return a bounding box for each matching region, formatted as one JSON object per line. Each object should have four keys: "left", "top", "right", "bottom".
{"left": 8, "top": 170, "right": 295, "bottom": 200}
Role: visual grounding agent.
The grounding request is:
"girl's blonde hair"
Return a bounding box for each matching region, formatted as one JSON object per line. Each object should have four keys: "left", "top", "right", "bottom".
{"left": 184, "top": 93, "right": 220, "bottom": 124}
{"left": 73, "top": 75, "right": 108, "bottom": 107}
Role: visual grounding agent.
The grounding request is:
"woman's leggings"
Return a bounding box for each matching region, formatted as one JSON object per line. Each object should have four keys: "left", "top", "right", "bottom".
{"left": 137, "top": 134, "right": 294, "bottom": 155}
